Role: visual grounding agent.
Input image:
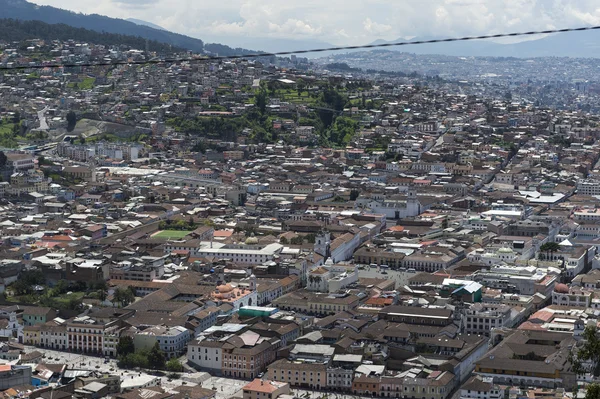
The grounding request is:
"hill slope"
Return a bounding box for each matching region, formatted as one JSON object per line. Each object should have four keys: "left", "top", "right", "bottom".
{"left": 126, "top": 18, "right": 166, "bottom": 31}
{"left": 0, "top": 18, "right": 181, "bottom": 53}
{"left": 1, "top": 0, "right": 204, "bottom": 52}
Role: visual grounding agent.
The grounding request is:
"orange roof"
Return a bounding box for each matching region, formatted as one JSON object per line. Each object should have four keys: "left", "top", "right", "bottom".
{"left": 529, "top": 310, "right": 554, "bottom": 323}
{"left": 365, "top": 297, "right": 393, "bottom": 306}
{"left": 214, "top": 229, "right": 233, "bottom": 237}
{"left": 0, "top": 365, "right": 11, "bottom": 372}
{"left": 243, "top": 379, "right": 284, "bottom": 394}
{"left": 387, "top": 226, "right": 404, "bottom": 232}
{"left": 42, "top": 235, "right": 75, "bottom": 241}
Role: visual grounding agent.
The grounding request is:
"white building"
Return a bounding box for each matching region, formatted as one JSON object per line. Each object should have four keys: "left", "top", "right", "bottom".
{"left": 133, "top": 325, "right": 190, "bottom": 359}
{"left": 191, "top": 242, "right": 284, "bottom": 265}
{"left": 187, "top": 339, "right": 223, "bottom": 373}
{"left": 577, "top": 179, "right": 600, "bottom": 196}
{"left": 307, "top": 261, "right": 359, "bottom": 293}
{"left": 460, "top": 376, "right": 505, "bottom": 399}
{"left": 462, "top": 303, "right": 516, "bottom": 336}
{"left": 551, "top": 284, "right": 592, "bottom": 308}
{"left": 355, "top": 190, "right": 423, "bottom": 220}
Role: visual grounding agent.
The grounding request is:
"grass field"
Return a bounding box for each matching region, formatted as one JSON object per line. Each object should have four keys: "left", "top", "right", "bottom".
{"left": 152, "top": 230, "right": 192, "bottom": 239}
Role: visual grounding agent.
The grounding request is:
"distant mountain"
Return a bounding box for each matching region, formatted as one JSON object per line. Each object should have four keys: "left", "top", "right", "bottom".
{"left": 212, "top": 37, "right": 337, "bottom": 56}
{"left": 1, "top": 0, "right": 204, "bottom": 52}
{"left": 126, "top": 18, "right": 165, "bottom": 31}
{"left": 0, "top": 18, "right": 180, "bottom": 53}
{"left": 368, "top": 30, "right": 600, "bottom": 58}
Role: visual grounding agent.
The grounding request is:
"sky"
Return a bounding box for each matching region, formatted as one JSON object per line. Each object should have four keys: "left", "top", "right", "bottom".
{"left": 29, "top": 0, "right": 600, "bottom": 47}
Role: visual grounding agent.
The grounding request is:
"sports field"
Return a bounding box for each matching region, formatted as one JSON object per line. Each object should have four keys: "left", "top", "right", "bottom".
{"left": 152, "top": 230, "right": 192, "bottom": 239}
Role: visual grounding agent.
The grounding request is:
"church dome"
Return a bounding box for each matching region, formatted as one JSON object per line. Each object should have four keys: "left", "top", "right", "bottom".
{"left": 554, "top": 283, "right": 569, "bottom": 294}
{"left": 216, "top": 283, "right": 234, "bottom": 293}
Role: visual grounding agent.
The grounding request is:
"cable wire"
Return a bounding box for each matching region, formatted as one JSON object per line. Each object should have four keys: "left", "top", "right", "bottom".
{"left": 1, "top": 25, "right": 599, "bottom": 71}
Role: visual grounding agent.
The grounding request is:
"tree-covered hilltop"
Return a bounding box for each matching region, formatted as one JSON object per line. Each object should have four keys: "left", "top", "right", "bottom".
{"left": 0, "top": 0, "right": 204, "bottom": 52}
{"left": 0, "top": 18, "right": 183, "bottom": 54}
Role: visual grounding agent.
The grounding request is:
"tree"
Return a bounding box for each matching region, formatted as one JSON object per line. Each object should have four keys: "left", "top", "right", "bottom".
{"left": 255, "top": 88, "right": 267, "bottom": 115}
{"left": 540, "top": 242, "right": 560, "bottom": 252}
{"left": 279, "top": 236, "right": 289, "bottom": 245}
{"left": 575, "top": 326, "right": 600, "bottom": 377}
{"left": 166, "top": 358, "right": 183, "bottom": 372}
{"left": 0, "top": 151, "right": 6, "bottom": 168}
{"left": 116, "top": 336, "right": 135, "bottom": 356}
{"left": 114, "top": 287, "right": 135, "bottom": 307}
{"left": 441, "top": 216, "right": 449, "bottom": 229}
{"left": 539, "top": 242, "right": 561, "bottom": 260}
{"left": 586, "top": 383, "right": 600, "bottom": 399}
{"left": 147, "top": 342, "right": 166, "bottom": 370}
{"left": 349, "top": 189, "right": 360, "bottom": 201}
{"left": 66, "top": 111, "right": 77, "bottom": 132}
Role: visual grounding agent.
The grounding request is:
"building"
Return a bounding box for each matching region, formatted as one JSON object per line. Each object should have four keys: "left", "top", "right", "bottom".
{"left": 191, "top": 242, "right": 284, "bottom": 265}
{"left": 551, "top": 283, "right": 592, "bottom": 308}
{"left": 379, "top": 305, "right": 453, "bottom": 326}
{"left": 460, "top": 375, "right": 505, "bottom": 399}
{"left": 67, "top": 316, "right": 118, "bottom": 354}
{"left": 6, "top": 152, "right": 35, "bottom": 172}
{"left": 462, "top": 303, "right": 515, "bottom": 336}
{"left": 268, "top": 359, "right": 327, "bottom": 390}
{"left": 306, "top": 262, "right": 359, "bottom": 293}
{"left": 133, "top": 325, "right": 190, "bottom": 359}
{"left": 242, "top": 379, "right": 290, "bottom": 399}
{"left": 273, "top": 290, "right": 360, "bottom": 316}
{"left": 474, "top": 329, "right": 576, "bottom": 389}
{"left": 0, "top": 365, "right": 32, "bottom": 390}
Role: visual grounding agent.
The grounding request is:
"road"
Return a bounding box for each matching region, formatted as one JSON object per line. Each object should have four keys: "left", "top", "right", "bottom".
{"left": 37, "top": 106, "right": 49, "bottom": 130}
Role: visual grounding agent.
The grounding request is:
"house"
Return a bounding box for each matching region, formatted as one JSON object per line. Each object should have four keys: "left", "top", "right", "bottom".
{"left": 242, "top": 379, "right": 290, "bottom": 399}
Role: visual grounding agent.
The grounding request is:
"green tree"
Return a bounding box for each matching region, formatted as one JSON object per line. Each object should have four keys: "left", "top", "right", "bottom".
{"left": 66, "top": 111, "right": 77, "bottom": 132}
{"left": 539, "top": 242, "right": 561, "bottom": 260}
{"left": 586, "top": 383, "right": 600, "bottom": 399}
{"left": 279, "top": 236, "right": 289, "bottom": 245}
{"left": 576, "top": 326, "right": 600, "bottom": 376}
{"left": 255, "top": 88, "right": 267, "bottom": 115}
{"left": 166, "top": 358, "right": 183, "bottom": 372}
{"left": 0, "top": 151, "right": 6, "bottom": 168}
{"left": 147, "top": 342, "right": 166, "bottom": 370}
{"left": 114, "top": 287, "right": 135, "bottom": 307}
{"left": 329, "top": 116, "right": 357, "bottom": 147}
{"left": 350, "top": 189, "right": 360, "bottom": 201}
{"left": 116, "top": 336, "right": 135, "bottom": 356}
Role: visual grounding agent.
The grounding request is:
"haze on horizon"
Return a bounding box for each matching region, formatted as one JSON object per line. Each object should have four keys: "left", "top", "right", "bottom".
{"left": 28, "top": 0, "right": 600, "bottom": 48}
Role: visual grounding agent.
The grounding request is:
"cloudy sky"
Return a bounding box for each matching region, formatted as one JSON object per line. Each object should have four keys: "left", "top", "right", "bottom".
{"left": 29, "top": 0, "right": 600, "bottom": 46}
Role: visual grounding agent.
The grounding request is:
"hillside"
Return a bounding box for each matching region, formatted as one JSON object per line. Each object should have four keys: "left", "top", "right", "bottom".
{"left": 368, "top": 30, "right": 600, "bottom": 58}
{"left": 1, "top": 0, "right": 205, "bottom": 52}
{"left": 0, "top": 18, "right": 181, "bottom": 53}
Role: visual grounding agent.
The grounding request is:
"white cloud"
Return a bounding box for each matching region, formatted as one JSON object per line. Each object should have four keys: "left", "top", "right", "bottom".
{"left": 363, "top": 18, "right": 392, "bottom": 36}
{"left": 28, "top": 0, "right": 600, "bottom": 46}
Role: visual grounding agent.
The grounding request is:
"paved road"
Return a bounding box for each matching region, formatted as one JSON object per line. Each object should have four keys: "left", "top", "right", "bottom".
{"left": 37, "top": 106, "right": 49, "bottom": 130}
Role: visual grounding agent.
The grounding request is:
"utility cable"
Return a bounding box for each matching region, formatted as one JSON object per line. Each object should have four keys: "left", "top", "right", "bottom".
{"left": 1, "top": 25, "right": 599, "bottom": 70}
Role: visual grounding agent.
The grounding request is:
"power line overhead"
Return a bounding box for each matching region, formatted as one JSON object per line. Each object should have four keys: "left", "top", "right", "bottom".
{"left": 1, "top": 25, "right": 600, "bottom": 71}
